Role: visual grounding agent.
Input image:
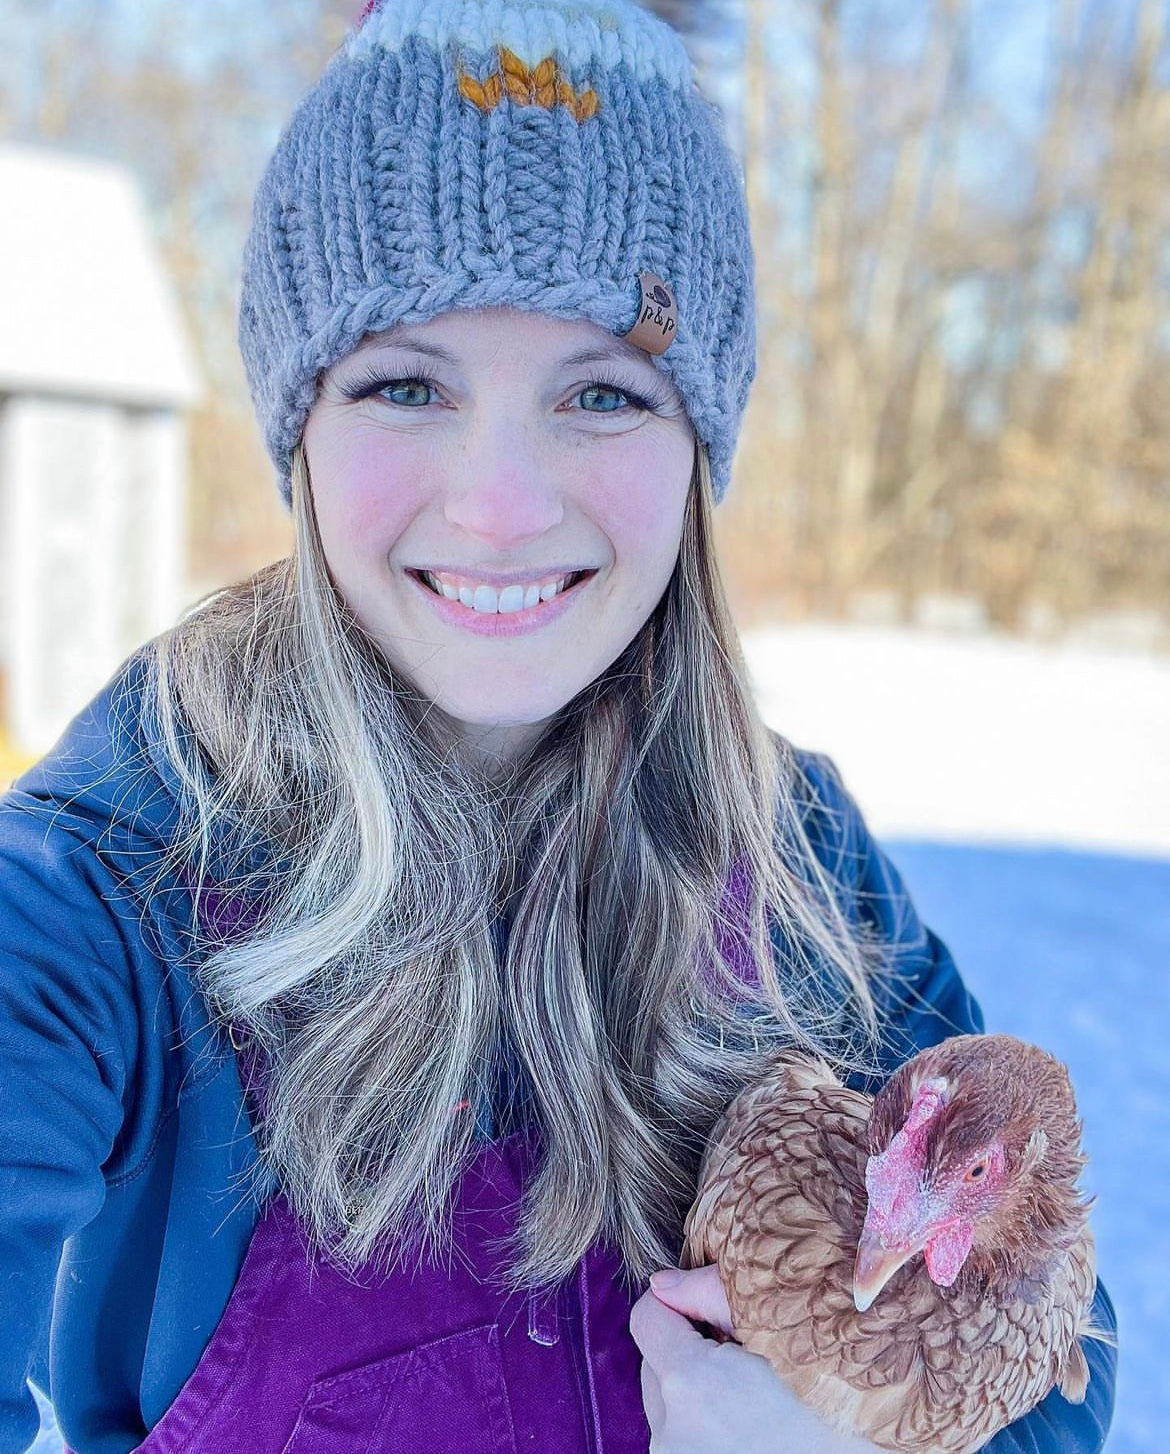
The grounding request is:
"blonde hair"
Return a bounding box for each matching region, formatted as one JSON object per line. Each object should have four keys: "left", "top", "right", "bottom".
{"left": 144, "top": 438, "right": 890, "bottom": 1293}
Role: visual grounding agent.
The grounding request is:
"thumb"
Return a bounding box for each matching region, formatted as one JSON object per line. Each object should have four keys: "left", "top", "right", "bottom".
{"left": 648, "top": 1263, "right": 736, "bottom": 1338}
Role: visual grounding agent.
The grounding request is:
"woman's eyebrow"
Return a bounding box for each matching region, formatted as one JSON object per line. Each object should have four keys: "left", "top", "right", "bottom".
{"left": 353, "top": 332, "right": 656, "bottom": 372}
{"left": 557, "top": 340, "right": 658, "bottom": 371}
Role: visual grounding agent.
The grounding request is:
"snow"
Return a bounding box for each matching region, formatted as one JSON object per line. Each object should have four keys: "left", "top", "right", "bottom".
{"left": 743, "top": 621, "right": 1170, "bottom": 859}
{"left": 886, "top": 840, "right": 1166, "bottom": 1454}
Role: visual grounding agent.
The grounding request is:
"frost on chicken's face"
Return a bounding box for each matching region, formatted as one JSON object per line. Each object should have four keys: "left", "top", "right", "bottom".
{"left": 853, "top": 1034, "right": 1086, "bottom": 1312}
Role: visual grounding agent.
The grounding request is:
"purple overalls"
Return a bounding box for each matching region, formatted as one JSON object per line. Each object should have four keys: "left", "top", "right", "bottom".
{"left": 124, "top": 1096, "right": 651, "bottom": 1451}
{"left": 73, "top": 868, "right": 755, "bottom": 1452}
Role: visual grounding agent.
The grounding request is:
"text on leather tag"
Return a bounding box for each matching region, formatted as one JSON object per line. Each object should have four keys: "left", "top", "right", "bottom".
{"left": 620, "top": 272, "right": 678, "bottom": 355}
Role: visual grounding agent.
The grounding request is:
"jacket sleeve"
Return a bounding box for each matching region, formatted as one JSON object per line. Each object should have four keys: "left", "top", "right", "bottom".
{"left": 0, "top": 798, "right": 143, "bottom": 1454}
{"left": 794, "top": 749, "right": 1118, "bottom": 1454}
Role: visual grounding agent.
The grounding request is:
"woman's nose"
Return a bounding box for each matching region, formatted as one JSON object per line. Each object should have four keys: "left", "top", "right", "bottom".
{"left": 441, "top": 431, "right": 565, "bottom": 550}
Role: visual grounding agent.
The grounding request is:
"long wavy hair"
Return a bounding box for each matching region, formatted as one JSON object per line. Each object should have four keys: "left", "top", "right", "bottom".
{"left": 143, "top": 436, "right": 893, "bottom": 1294}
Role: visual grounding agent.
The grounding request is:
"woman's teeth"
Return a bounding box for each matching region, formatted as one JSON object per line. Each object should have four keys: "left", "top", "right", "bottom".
{"left": 420, "top": 570, "right": 582, "bottom": 614}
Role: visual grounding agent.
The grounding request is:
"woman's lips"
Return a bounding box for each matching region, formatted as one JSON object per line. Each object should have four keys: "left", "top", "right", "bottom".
{"left": 408, "top": 568, "right": 597, "bottom": 638}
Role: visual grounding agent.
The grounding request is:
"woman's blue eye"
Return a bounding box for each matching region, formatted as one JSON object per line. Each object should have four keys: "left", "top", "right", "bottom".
{"left": 379, "top": 376, "right": 434, "bottom": 407}
{"left": 573, "top": 368, "right": 664, "bottom": 413}
{"left": 578, "top": 383, "right": 638, "bottom": 413}
{"left": 340, "top": 370, "right": 435, "bottom": 406}
{"left": 341, "top": 369, "right": 662, "bottom": 415}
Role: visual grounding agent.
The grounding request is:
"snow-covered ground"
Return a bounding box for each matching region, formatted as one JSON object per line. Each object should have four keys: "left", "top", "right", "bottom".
{"left": 884, "top": 839, "right": 1166, "bottom": 1454}
{"left": 743, "top": 622, "right": 1170, "bottom": 860}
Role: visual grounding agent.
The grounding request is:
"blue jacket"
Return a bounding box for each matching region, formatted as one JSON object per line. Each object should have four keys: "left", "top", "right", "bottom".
{"left": 0, "top": 646, "right": 1117, "bottom": 1453}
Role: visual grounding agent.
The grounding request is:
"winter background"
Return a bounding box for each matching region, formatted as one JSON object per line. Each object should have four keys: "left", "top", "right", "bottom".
{"left": 25, "top": 619, "right": 1169, "bottom": 1454}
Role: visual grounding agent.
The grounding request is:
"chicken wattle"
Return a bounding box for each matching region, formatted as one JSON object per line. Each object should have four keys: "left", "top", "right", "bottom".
{"left": 680, "top": 1034, "right": 1105, "bottom": 1454}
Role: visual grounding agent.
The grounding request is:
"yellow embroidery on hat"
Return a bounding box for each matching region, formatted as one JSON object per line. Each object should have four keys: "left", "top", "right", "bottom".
{"left": 457, "top": 46, "right": 600, "bottom": 122}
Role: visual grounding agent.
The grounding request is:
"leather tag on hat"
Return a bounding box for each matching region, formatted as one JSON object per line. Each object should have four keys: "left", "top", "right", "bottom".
{"left": 620, "top": 272, "right": 678, "bottom": 355}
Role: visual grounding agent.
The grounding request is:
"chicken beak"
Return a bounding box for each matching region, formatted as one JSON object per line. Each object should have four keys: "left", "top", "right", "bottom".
{"left": 852, "top": 1227, "right": 920, "bottom": 1312}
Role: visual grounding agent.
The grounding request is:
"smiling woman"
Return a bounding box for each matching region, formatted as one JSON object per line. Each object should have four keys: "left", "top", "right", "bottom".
{"left": 0, "top": 0, "right": 1116, "bottom": 1451}
{"left": 301, "top": 306, "right": 697, "bottom": 773}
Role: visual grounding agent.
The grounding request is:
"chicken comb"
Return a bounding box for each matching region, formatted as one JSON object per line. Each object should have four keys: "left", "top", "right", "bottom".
{"left": 904, "top": 1075, "right": 949, "bottom": 1135}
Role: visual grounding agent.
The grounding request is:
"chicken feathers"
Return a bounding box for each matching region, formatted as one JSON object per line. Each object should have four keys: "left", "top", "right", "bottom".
{"left": 680, "top": 1036, "right": 1099, "bottom": 1454}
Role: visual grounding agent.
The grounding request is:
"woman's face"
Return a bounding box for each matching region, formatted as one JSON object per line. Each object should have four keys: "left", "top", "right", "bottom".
{"left": 302, "top": 306, "right": 696, "bottom": 771}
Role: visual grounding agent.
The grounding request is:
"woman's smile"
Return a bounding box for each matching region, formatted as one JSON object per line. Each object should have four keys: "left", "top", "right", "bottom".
{"left": 406, "top": 566, "right": 599, "bottom": 638}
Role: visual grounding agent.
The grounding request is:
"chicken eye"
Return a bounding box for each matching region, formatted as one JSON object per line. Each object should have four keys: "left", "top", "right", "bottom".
{"left": 965, "top": 1161, "right": 988, "bottom": 1182}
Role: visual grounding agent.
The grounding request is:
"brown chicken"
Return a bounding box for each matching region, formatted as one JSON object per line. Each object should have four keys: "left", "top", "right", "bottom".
{"left": 680, "top": 1034, "right": 1104, "bottom": 1454}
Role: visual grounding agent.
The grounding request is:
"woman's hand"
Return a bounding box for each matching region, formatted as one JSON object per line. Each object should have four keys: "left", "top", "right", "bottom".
{"left": 629, "top": 1264, "right": 886, "bottom": 1454}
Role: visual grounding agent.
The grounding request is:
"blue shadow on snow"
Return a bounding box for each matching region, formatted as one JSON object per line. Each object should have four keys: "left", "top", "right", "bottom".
{"left": 885, "top": 839, "right": 1170, "bottom": 1454}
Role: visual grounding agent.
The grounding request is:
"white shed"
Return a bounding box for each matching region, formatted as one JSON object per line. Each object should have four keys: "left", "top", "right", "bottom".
{"left": 0, "top": 144, "right": 202, "bottom": 759}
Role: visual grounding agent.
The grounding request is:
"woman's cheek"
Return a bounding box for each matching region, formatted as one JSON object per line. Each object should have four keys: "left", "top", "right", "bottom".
{"left": 325, "top": 443, "right": 424, "bottom": 559}
{"left": 599, "top": 472, "right": 686, "bottom": 577}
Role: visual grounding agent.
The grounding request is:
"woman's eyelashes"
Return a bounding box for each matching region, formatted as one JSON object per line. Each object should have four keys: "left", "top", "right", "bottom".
{"left": 338, "top": 364, "right": 671, "bottom": 417}
{"left": 575, "top": 366, "right": 674, "bottom": 416}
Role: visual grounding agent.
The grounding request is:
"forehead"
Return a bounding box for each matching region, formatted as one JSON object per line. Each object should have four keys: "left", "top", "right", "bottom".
{"left": 344, "top": 306, "right": 664, "bottom": 375}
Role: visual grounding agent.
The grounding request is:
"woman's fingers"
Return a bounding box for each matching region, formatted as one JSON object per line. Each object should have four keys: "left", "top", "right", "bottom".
{"left": 629, "top": 1279, "right": 711, "bottom": 1383}
{"left": 641, "top": 1352, "right": 667, "bottom": 1433}
{"left": 647, "top": 1264, "right": 736, "bottom": 1338}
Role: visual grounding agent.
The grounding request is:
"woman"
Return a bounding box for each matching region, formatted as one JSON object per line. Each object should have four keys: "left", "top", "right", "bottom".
{"left": 0, "top": 1, "right": 1116, "bottom": 1450}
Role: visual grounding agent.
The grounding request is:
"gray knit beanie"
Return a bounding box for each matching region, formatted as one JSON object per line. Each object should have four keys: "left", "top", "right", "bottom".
{"left": 238, "top": 0, "right": 757, "bottom": 509}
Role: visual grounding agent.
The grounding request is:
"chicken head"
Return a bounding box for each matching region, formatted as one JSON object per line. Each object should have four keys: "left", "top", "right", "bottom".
{"left": 856, "top": 1033, "right": 1088, "bottom": 1314}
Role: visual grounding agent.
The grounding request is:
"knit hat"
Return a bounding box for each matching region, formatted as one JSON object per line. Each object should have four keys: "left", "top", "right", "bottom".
{"left": 238, "top": 0, "right": 757, "bottom": 509}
